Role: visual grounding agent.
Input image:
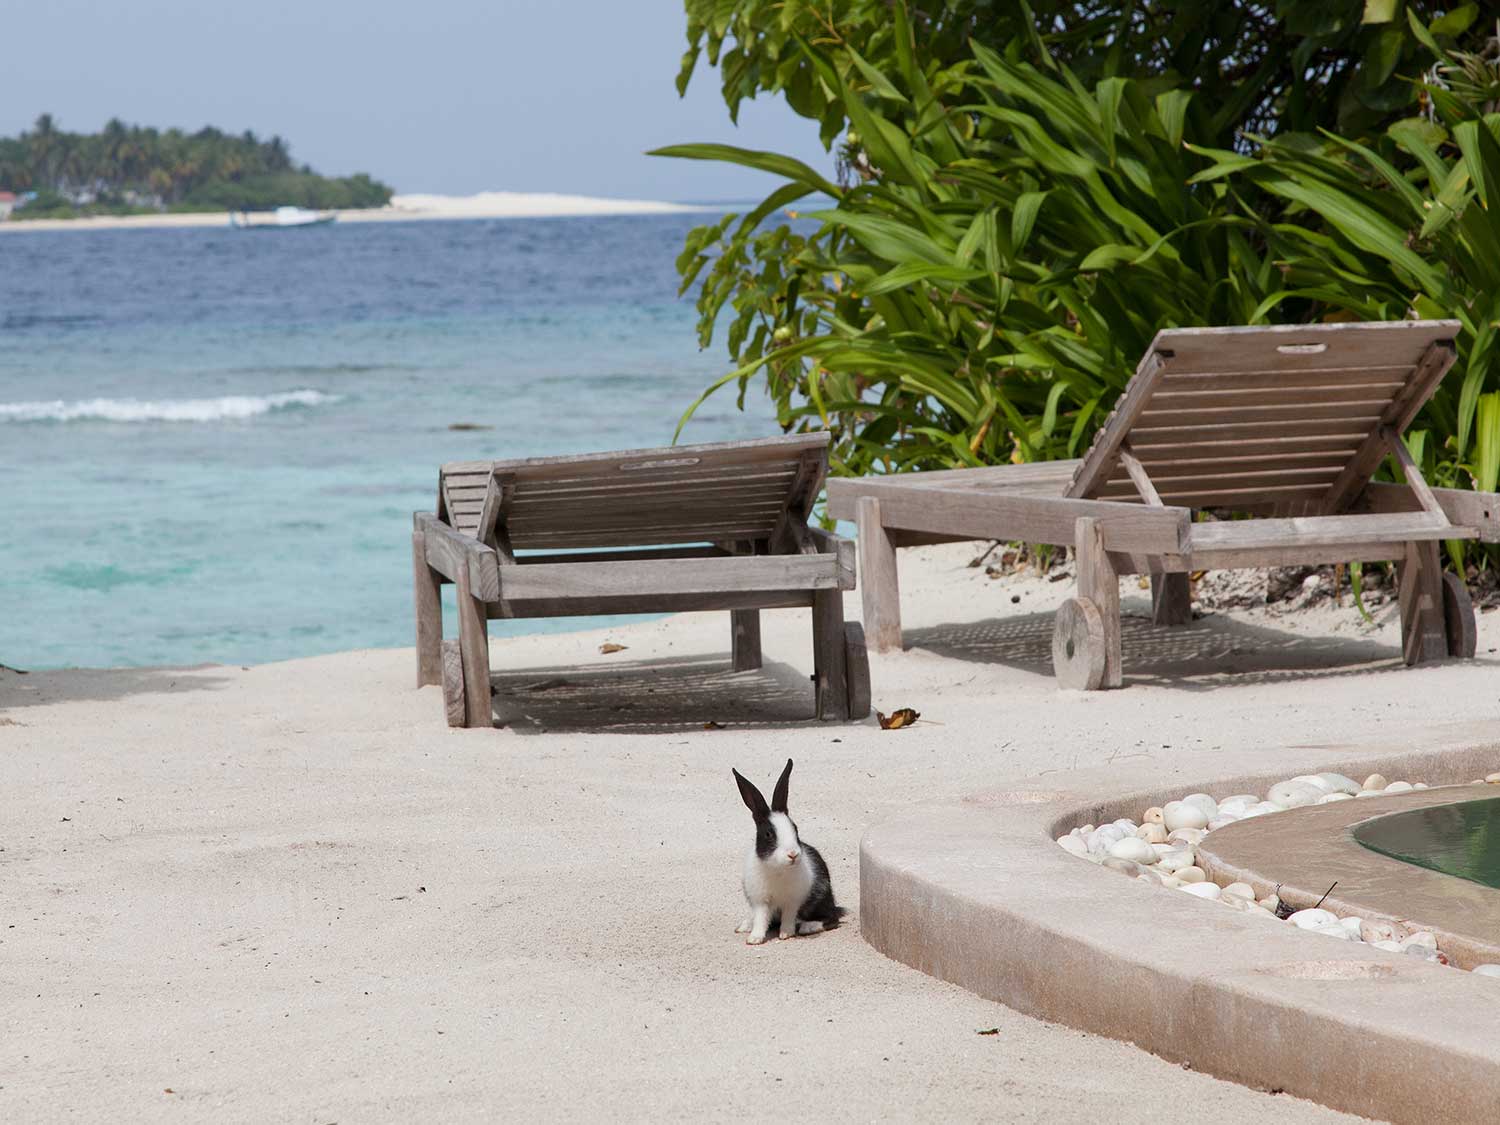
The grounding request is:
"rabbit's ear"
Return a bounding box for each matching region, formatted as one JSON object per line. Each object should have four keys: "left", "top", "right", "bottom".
{"left": 733, "top": 768, "right": 770, "bottom": 820}
{"left": 771, "top": 758, "right": 793, "bottom": 813}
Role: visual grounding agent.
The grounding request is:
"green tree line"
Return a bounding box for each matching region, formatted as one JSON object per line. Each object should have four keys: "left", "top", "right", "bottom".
{"left": 0, "top": 114, "right": 393, "bottom": 216}
{"left": 660, "top": 1, "right": 1499, "bottom": 565}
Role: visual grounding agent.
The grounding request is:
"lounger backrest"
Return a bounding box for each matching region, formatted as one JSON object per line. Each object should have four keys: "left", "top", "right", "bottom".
{"left": 439, "top": 433, "right": 829, "bottom": 550}
{"left": 1065, "top": 320, "right": 1460, "bottom": 514}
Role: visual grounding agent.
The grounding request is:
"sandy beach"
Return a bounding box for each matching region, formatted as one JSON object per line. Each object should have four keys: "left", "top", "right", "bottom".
{"left": 9, "top": 542, "right": 1496, "bottom": 1121}
{"left": 0, "top": 191, "right": 722, "bottom": 233}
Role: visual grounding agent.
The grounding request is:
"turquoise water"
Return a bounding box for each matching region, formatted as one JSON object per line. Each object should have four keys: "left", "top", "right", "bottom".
{"left": 0, "top": 215, "right": 778, "bottom": 669}
{"left": 1354, "top": 798, "right": 1500, "bottom": 890}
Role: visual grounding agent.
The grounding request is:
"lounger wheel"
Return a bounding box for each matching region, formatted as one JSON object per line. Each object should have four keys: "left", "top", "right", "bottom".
{"left": 843, "top": 622, "right": 872, "bottom": 720}
{"left": 441, "top": 639, "right": 467, "bottom": 727}
{"left": 1443, "top": 572, "right": 1477, "bottom": 659}
{"left": 1053, "top": 597, "right": 1106, "bottom": 691}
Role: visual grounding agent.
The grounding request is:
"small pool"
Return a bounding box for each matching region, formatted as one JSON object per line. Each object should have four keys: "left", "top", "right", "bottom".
{"left": 1354, "top": 797, "right": 1500, "bottom": 890}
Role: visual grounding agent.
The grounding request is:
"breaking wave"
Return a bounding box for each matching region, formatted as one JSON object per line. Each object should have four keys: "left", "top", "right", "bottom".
{"left": 0, "top": 388, "right": 338, "bottom": 423}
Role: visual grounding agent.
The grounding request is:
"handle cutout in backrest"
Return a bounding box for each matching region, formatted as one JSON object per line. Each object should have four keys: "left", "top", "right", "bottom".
{"left": 620, "top": 457, "right": 702, "bottom": 471}
{"left": 1276, "top": 343, "right": 1329, "bottom": 355}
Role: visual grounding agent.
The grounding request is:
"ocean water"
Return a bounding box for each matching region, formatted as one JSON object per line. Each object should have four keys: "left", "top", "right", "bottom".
{"left": 0, "top": 214, "right": 780, "bottom": 669}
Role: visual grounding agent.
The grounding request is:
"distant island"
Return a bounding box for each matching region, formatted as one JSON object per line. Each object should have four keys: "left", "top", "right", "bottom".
{"left": 0, "top": 115, "right": 393, "bottom": 220}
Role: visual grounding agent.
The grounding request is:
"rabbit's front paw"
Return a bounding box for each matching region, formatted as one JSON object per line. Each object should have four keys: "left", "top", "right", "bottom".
{"left": 746, "top": 932, "right": 768, "bottom": 945}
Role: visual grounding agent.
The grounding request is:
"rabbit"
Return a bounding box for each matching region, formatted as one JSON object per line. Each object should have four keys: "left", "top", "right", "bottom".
{"left": 731, "top": 758, "right": 843, "bottom": 944}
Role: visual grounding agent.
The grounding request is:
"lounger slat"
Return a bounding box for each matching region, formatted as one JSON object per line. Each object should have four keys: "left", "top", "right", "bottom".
{"left": 1097, "top": 467, "right": 1342, "bottom": 498}
{"left": 512, "top": 467, "right": 796, "bottom": 501}
{"left": 507, "top": 507, "right": 787, "bottom": 531}
{"left": 1126, "top": 451, "right": 1354, "bottom": 473}
{"left": 1157, "top": 365, "right": 1412, "bottom": 392}
{"left": 510, "top": 527, "right": 780, "bottom": 549}
{"left": 1131, "top": 402, "right": 1388, "bottom": 428}
{"left": 1147, "top": 387, "right": 1401, "bottom": 410}
{"left": 1128, "top": 437, "right": 1363, "bottom": 462}
{"left": 1128, "top": 420, "right": 1373, "bottom": 445}
{"left": 444, "top": 432, "right": 827, "bottom": 483}
{"left": 1102, "top": 484, "right": 1332, "bottom": 505}
{"left": 508, "top": 479, "right": 793, "bottom": 511}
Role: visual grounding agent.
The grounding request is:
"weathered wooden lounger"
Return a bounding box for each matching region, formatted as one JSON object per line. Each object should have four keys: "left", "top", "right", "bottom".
{"left": 413, "top": 433, "right": 871, "bottom": 727}
{"left": 828, "top": 321, "right": 1500, "bottom": 689}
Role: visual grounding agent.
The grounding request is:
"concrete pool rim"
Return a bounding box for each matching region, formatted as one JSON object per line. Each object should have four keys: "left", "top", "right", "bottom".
{"left": 859, "top": 725, "right": 1500, "bottom": 1124}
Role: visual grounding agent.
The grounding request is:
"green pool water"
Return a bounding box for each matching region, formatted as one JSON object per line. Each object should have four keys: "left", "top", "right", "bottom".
{"left": 1354, "top": 797, "right": 1500, "bottom": 890}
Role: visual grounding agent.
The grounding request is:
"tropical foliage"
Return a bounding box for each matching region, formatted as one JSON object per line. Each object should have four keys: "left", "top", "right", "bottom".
{"left": 661, "top": 0, "right": 1499, "bottom": 532}
{"left": 0, "top": 115, "right": 392, "bottom": 216}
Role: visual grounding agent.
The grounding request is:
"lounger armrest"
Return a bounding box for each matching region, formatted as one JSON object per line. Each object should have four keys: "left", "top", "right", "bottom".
{"left": 1356, "top": 483, "right": 1500, "bottom": 543}
{"left": 414, "top": 512, "right": 501, "bottom": 600}
{"left": 807, "top": 527, "right": 857, "bottom": 590}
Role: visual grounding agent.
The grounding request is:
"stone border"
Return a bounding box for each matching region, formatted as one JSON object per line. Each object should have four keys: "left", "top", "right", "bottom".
{"left": 860, "top": 725, "right": 1500, "bottom": 1124}
{"left": 1198, "top": 786, "right": 1500, "bottom": 970}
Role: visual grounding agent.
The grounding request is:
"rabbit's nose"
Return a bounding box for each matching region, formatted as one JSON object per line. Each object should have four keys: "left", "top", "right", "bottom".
{"left": 786, "top": 849, "right": 799, "bottom": 862}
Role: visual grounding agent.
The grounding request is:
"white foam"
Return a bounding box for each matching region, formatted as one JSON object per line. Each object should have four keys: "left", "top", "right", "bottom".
{"left": 0, "top": 388, "right": 337, "bottom": 423}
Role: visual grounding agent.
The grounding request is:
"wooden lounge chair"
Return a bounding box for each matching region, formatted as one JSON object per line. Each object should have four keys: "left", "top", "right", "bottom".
{"left": 828, "top": 320, "right": 1500, "bottom": 689}
{"left": 412, "top": 433, "right": 870, "bottom": 727}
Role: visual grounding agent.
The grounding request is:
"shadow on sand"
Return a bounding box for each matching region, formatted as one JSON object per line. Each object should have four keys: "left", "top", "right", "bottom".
{"left": 0, "top": 664, "right": 234, "bottom": 713}
{"left": 904, "top": 608, "right": 1493, "bottom": 690}
{"left": 490, "top": 654, "right": 822, "bottom": 734}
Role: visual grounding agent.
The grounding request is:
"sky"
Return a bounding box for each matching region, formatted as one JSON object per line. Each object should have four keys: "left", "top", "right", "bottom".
{"left": 2, "top": 0, "right": 833, "bottom": 202}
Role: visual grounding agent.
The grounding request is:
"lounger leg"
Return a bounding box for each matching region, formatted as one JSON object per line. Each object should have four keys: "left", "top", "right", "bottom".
{"left": 455, "top": 565, "right": 493, "bottom": 728}
{"left": 1399, "top": 540, "right": 1447, "bottom": 666}
{"left": 1150, "top": 571, "right": 1192, "bottom": 626}
{"left": 412, "top": 531, "right": 443, "bottom": 688}
{"left": 731, "top": 610, "right": 762, "bottom": 671}
{"left": 1075, "top": 518, "right": 1122, "bottom": 688}
{"left": 812, "top": 590, "right": 850, "bottom": 721}
{"left": 856, "top": 497, "right": 902, "bottom": 653}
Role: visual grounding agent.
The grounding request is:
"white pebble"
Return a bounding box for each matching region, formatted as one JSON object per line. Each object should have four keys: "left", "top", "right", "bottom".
{"left": 1222, "top": 882, "right": 1256, "bottom": 901}
{"left": 1289, "top": 774, "right": 1334, "bottom": 793}
{"left": 1156, "top": 848, "right": 1196, "bottom": 873}
{"left": 1181, "top": 793, "right": 1219, "bottom": 819}
{"left": 1136, "top": 869, "right": 1165, "bottom": 886}
{"left": 1167, "top": 828, "right": 1207, "bottom": 847}
{"left": 1143, "top": 806, "right": 1164, "bottom": 824}
{"left": 1384, "top": 781, "right": 1414, "bottom": 794}
{"left": 1135, "top": 823, "right": 1169, "bottom": 844}
{"left": 1405, "top": 945, "right": 1439, "bottom": 961}
{"left": 1486, "top": 772, "right": 1500, "bottom": 784}
{"left": 1267, "top": 780, "right": 1324, "bottom": 809}
{"left": 1372, "top": 940, "right": 1404, "bottom": 953}
{"left": 1355, "top": 789, "right": 1384, "bottom": 798}
{"left": 1101, "top": 857, "right": 1142, "bottom": 877}
{"left": 1057, "top": 835, "right": 1089, "bottom": 858}
{"left": 1314, "top": 773, "right": 1362, "bottom": 795}
{"left": 1207, "top": 815, "right": 1240, "bottom": 831}
{"left": 1400, "top": 931, "right": 1437, "bottom": 952}
{"left": 1289, "top": 908, "right": 1338, "bottom": 930}
{"left": 1472, "top": 964, "right": 1500, "bottom": 976}
{"left": 1176, "top": 866, "right": 1207, "bottom": 884}
{"left": 1413, "top": 782, "right": 1428, "bottom": 790}
{"left": 1362, "top": 774, "right": 1388, "bottom": 791}
{"left": 1258, "top": 895, "right": 1280, "bottom": 912}
{"left": 1360, "top": 920, "right": 1397, "bottom": 944}
{"left": 1316, "top": 792, "right": 1355, "bottom": 804}
{"left": 1337, "top": 916, "right": 1365, "bottom": 939}
{"left": 1179, "top": 882, "right": 1221, "bottom": 900}
{"left": 1162, "top": 801, "right": 1210, "bottom": 832}
{"left": 1108, "top": 837, "right": 1157, "bottom": 864}
{"left": 1111, "top": 818, "right": 1138, "bottom": 831}
{"left": 1311, "top": 921, "right": 1357, "bottom": 941}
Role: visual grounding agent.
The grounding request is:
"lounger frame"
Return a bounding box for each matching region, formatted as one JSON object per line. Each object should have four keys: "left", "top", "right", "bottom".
{"left": 828, "top": 321, "right": 1500, "bottom": 688}
{"left": 414, "top": 434, "right": 870, "bottom": 727}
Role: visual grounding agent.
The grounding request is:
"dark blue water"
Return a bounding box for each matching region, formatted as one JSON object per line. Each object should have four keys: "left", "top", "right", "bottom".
{"left": 0, "top": 215, "right": 775, "bottom": 668}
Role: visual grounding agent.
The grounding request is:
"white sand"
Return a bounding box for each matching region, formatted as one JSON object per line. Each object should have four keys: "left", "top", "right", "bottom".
{"left": 9, "top": 542, "right": 1492, "bottom": 1121}
{"left": 0, "top": 192, "right": 722, "bottom": 234}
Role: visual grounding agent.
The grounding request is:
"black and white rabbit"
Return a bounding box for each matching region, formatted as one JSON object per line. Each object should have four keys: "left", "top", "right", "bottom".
{"left": 731, "top": 758, "right": 843, "bottom": 944}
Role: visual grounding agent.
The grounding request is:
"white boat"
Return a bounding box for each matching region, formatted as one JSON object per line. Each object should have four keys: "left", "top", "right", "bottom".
{"left": 229, "top": 206, "right": 337, "bottom": 229}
